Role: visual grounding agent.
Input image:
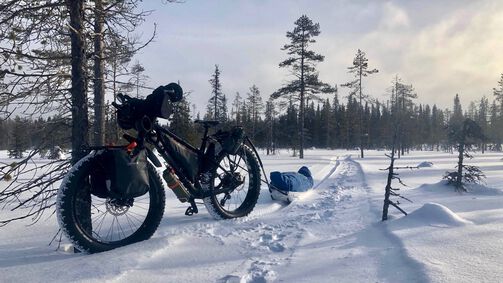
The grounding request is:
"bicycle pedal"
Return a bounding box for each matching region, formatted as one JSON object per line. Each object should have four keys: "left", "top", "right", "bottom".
{"left": 185, "top": 206, "right": 198, "bottom": 216}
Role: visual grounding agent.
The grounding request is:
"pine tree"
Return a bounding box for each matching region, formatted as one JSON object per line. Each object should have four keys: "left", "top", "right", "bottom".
{"left": 271, "top": 15, "right": 334, "bottom": 158}
{"left": 67, "top": 0, "right": 90, "bottom": 164}
{"left": 341, "top": 49, "right": 378, "bottom": 158}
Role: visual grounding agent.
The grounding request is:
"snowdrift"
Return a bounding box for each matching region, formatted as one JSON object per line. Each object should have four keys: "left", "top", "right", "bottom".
{"left": 393, "top": 203, "right": 472, "bottom": 228}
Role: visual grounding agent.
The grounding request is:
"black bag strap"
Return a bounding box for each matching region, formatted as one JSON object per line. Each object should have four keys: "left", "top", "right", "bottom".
{"left": 244, "top": 136, "right": 282, "bottom": 193}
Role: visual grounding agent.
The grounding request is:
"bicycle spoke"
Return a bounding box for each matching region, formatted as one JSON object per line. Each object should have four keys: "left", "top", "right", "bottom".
{"left": 124, "top": 213, "right": 139, "bottom": 233}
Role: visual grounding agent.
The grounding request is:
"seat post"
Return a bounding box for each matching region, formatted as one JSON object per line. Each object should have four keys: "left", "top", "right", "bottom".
{"left": 194, "top": 120, "right": 220, "bottom": 152}
{"left": 199, "top": 124, "right": 211, "bottom": 152}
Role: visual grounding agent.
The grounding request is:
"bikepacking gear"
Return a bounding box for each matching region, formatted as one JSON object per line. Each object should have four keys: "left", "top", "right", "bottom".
{"left": 213, "top": 126, "right": 245, "bottom": 155}
{"left": 57, "top": 152, "right": 165, "bottom": 254}
{"left": 162, "top": 168, "right": 190, "bottom": 203}
{"left": 116, "top": 83, "right": 182, "bottom": 130}
{"left": 269, "top": 166, "right": 314, "bottom": 203}
{"left": 57, "top": 82, "right": 263, "bottom": 253}
{"left": 90, "top": 149, "right": 150, "bottom": 199}
{"left": 162, "top": 134, "right": 199, "bottom": 182}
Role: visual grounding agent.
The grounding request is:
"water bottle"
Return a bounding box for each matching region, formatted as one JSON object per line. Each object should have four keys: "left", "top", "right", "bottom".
{"left": 162, "top": 168, "right": 190, "bottom": 203}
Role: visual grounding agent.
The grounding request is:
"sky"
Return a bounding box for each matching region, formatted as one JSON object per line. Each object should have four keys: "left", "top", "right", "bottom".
{"left": 131, "top": 0, "right": 503, "bottom": 115}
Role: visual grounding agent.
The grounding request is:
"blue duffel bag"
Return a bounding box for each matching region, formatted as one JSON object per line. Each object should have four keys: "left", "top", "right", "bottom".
{"left": 269, "top": 166, "right": 314, "bottom": 202}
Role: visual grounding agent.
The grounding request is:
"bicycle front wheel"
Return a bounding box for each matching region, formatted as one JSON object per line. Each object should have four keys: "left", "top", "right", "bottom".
{"left": 57, "top": 151, "right": 165, "bottom": 253}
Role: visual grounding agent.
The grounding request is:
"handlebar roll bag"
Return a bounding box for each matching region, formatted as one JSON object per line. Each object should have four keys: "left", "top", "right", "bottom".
{"left": 144, "top": 83, "right": 183, "bottom": 119}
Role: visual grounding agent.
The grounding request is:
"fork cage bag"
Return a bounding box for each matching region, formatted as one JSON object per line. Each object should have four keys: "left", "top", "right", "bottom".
{"left": 90, "top": 149, "right": 150, "bottom": 199}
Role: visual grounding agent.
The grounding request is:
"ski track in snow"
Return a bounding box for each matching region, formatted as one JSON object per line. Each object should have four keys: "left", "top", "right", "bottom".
{"left": 0, "top": 153, "right": 429, "bottom": 283}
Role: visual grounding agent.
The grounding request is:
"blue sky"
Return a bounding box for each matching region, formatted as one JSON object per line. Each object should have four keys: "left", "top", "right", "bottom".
{"left": 131, "top": 0, "right": 502, "bottom": 115}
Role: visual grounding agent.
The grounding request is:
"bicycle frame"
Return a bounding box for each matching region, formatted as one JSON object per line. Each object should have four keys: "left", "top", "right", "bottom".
{"left": 146, "top": 123, "right": 243, "bottom": 201}
{"left": 148, "top": 124, "right": 205, "bottom": 198}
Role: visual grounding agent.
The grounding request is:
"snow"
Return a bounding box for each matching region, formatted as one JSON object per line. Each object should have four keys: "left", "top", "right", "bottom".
{"left": 392, "top": 202, "right": 473, "bottom": 227}
{"left": 1, "top": 149, "right": 503, "bottom": 282}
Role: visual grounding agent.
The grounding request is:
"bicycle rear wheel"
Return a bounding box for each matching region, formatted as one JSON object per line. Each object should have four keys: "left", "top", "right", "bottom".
{"left": 203, "top": 145, "right": 261, "bottom": 219}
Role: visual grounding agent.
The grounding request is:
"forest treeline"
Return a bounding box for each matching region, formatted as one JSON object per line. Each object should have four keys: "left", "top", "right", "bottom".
{"left": 4, "top": 80, "right": 502, "bottom": 157}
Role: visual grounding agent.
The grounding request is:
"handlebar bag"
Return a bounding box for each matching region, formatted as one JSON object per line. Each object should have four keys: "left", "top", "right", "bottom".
{"left": 90, "top": 149, "right": 150, "bottom": 199}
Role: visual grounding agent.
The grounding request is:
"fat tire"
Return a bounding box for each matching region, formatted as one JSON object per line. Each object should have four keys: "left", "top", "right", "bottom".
{"left": 56, "top": 151, "right": 165, "bottom": 253}
{"left": 203, "top": 145, "right": 261, "bottom": 219}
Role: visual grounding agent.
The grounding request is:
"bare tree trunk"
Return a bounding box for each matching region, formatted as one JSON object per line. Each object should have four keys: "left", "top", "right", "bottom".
{"left": 299, "top": 30, "right": 305, "bottom": 159}
{"left": 382, "top": 147, "right": 395, "bottom": 221}
{"left": 456, "top": 123, "right": 466, "bottom": 190}
{"left": 93, "top": 0, "right": 105, "bottom": 146}
{"left": 359, "top": 63, "right": 364, "bottom": 158}
{"left": 67, "top": 0, "right": 89, "bottom": 165}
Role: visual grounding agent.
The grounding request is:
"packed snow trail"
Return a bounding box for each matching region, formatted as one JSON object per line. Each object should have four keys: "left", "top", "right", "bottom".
{"left": 271, "top": 156, "right": 429, "bottom": 283}
{"left": 0, "top": 152, "right": 427, "bottom": 282}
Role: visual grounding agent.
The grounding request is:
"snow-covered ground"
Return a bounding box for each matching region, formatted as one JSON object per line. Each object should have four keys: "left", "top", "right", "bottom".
{"left": 1, "top": 149, "right": 503, "bottom": 282}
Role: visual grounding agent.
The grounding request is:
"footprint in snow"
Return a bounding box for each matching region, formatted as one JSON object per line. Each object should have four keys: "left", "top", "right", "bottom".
{"left": 241, "top": 260, "right": 277, "bottom": 283}
{"left": 258, "top": 233, "right": 286, "bottom": 253}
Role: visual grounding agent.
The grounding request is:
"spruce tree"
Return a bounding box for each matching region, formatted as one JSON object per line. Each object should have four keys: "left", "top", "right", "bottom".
{"left": 129, "top": 61, "right": 148, "bottom": 98}
{"left": 8, "top": 116, "right": 28, "bottom": 159}
{"left": 450, "top": 94, "right": 464, "bottom": 127}
{"left": 444, "top": 119, "right": 486, "bottom": 191}
{"left": 477, "top": 97, "right": 489, "bottom": 152}
{"left": 231, "top": 92, "right": 243, "bottom": 124}
{"left": 264, "top": 98, "right": 277, "bottom": 155}
{"left": 169, "top": 96, "right": 198, "bottom": 145}
{"left": 206, "top": 65, "right": 227, "bottom": 122}
{"left": 247, "top": 85, "right": 264, "bottom": 140}
{"left": 489, "top": 101, "right": 501, "bottom": 150}
{"left": 271, "top": 15, "right": 333, "bottom": 158}
{"left": 320, "top": 99, "right": 332, "bottom": 148}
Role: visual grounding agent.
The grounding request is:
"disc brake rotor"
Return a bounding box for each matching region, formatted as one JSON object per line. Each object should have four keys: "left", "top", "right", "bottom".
{"left": 105, "top": 198, "right": 132, "bottom": 216}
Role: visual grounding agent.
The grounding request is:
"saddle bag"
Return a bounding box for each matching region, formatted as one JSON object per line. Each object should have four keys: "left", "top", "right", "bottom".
{"left": 215, "top": 127, "right": 244, "bottom": 155}
{"left": 90, "top": 149, "right": 150, "bottom": 199}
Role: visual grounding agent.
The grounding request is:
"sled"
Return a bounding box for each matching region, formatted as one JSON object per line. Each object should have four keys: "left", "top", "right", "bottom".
{"left": 268, "top": 166, "right": 314, "bottom": 203}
